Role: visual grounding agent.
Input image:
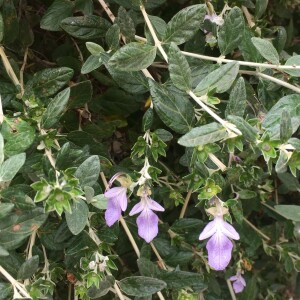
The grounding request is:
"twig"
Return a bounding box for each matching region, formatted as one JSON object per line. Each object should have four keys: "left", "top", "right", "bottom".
{"left": 179, "top": 190, "right": 193, "bottom": 219}
{"left": 98, "top": 0, "right": 115, "bottom": 22}
{"left": 150, "top": 242, "right": 167, "bottom": 270}
{"left": 241, "top": 5, "right": 255, "bottom": 28}
{"left": 0, "top": 265, "right": 32, "bottom": 298}
{"left": 0, "top": 95, "right": 4, "bottom": 124}
{"left": 240, "top": 70, "right": 300, "bottom": 94}
{"left": 243, "top": 217, "right": 271, "bottom": 241}
{"left": 20, "top": 47, "right": 29, "bottom": 96}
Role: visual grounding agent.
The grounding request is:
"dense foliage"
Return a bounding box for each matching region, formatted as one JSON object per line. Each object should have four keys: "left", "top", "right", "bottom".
{"left": 0, "top": 0, "right": 300, "bottom": 299}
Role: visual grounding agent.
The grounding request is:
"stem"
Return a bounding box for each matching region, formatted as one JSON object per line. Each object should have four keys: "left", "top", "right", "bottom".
{"left": 243, "top": 217, "right": 271, "bottom": 241}
{"left": 119, "top": 217, "right": 141, "bottom": 258}
{"left": 140, "top": 5, "right": 168, "bottom": 62}
{"left": 0, "top": 47, "right": 22, "bottom": 94}
{"left": 226, "top": 279, "right": 237, "bottom": 300}
{"left": 150, "top": 242, "right": 167, "bottom": 270}
{"left": 188, "top": 90, "right": 242, "bottom": 136}
{"left": 241, "top": 5, "right": 255, "bottom": 28}
{"left": 239, "top": 70, "right": 300, "bottom": 94}
{"left": 0, "top": 265, "right": 32, "bottom": 298}
{"left": 208, "top": 153, "right": 227, "bottom": 171}
{"left": 97, "top": 0, "right": 115, "bottom": 22}
{"left": 0, "top": 95, "right": 4, "bottom": 124}
{"left": 179, "top": 190, "right": 193, "bottom": 219}
{"left": 20, "top": 47, "right": 28, "bottom": 96}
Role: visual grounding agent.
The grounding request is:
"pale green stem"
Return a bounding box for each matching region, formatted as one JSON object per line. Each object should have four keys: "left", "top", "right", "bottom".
{"left": 226, "top": 279, "right": 237, "bottom": 300}
{"left": 179, "top": 190, "right": 193, "bottom": 219}
{"left": 243, "top": 217, "right": 271, "bottom": 241}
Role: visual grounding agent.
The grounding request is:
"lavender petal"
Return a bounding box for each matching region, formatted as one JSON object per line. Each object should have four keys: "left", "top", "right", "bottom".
{"left": 136, "top": 209, "right": 159, "bottom": 243}
{"left": 199, "top": 219, "right": 217, "bottom": 240}
{"left": 105, "top": 199, "right": 122, "bottom": 227}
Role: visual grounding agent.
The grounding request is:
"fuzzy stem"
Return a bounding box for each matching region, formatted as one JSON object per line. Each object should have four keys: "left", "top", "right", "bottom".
{"left": 20, "top": 47, "right": 28, "bottom": 96}
{"left": 150, "top": 242, "right": 167, "bottom": 270}
{"left": 179, "top": 190, "right": 193, "bottom": 219}
{"left": 226, "top": 279, "right": 237, "bottom": 300}
{"left": 240, "top": 70, "right": 300, "bottom": 93}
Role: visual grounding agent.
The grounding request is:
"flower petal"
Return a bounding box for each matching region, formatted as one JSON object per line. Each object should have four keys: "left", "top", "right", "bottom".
{"left": 221, "top": 220, "right": 240, "bottom": 240}
{"left": 136, "top": 209, "right": 159, "bottom": 243}
{"left": 199, "top": 219, "right": 217, "bottom": 240}
{"left": 148, "top": 199, "right": 165, "bottom": 212}
{"left": 129, "top": 201, "right": 144, "bottom": 216}
{"left": 233, "top": 280, "right": 245, "bottom": 293}
{"left": 206, "top": 231, "right": 233, "bottom": 270}
{"left": 105, "top": 199, "right": 122, "bottom": 227}
{"left": 105, "top": 187, "right": 127, "bottom": 211}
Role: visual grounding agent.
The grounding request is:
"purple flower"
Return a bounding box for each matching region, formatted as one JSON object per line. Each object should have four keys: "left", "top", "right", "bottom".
{"left": 229, "top": 272, "right": 246, "bottom": 293}
{"left": 104, "top": 186, "right": 128, "bottom": 227}
{"left": 204, "top": 13, "right": 224, "bottom": 26}
{"left": 199, "top": 215, "right": 239, "bottom": 270}
{"left": 129, "top": 195, "right": 164, "bottom": 243}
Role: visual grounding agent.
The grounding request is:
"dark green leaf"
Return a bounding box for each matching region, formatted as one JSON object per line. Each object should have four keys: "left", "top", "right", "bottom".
{"left": 278, "top": 172, "right": 300, "bottom": 192}
{"left": 262, "top": 94, "right": 300, "bottom": 139}
{"left": 109, "top": 42, "right": 157, "bottom": 71}
{"left": 2, "top": 0, "right": 18, "bottom": 44}
{"left": 280, "top": 109, "right": 292, "bottom": 142}
{"left": 225, "top": 77, "right": 247, "bottom": 117}
{"left": 194, "top": 62, "right": 239, "bottom": 96}
{"left": 218, "top": 7, "right": 245, "bottom": 55}
{"left": 0, "top": 133, "right": 4, "bottom": 164}
{"left": 251, "top": 37, "right": 280, "bottom": 65}
{"left": 120, "top": 276, "right": 167, "bottom": 297}
{"left": 149, "top": 80, "right": 194, "bottom": 134}
{"left": 75, "top": 155, "right": 100, "bottom": 188}
{"left": 255, "top": 0, "right": 269, "bottom": 19}
{"left": 178, "top": 122, "right": 228, "bottom": 147}
{"left": 65, "top": 199, "right": 89, "bottom": 235}
{"left": 106, "top": 23, "right": 120, "bottom": 50}
{"left": 40, "top": 0, "right": 74, "bottom": 31}
{"left": 41, "top": 87, "right": 70, "bottom": 129}
{"left": 60, "top": 15, "right": 111, "bottom": 39}
{"left": 68, "top": 80, "right": 93, "bottom": 109}
{"left": 0, "top": 208, "right": 47, "bottom": 250}
{"left": 163, "top": 5, "right": 206, "bottom": 45}
{"left": 168, "top": 42, "right": 192, "bottom": 91}
{"left": 87, "top": 276, "right": 115, "bottom": 298}
{"left": 0, "top": 153, "right": 25, "bottom": 182}
{"left": 275, "top": 150, "right": 289, "bottom": 173}
{"left": 142, "top": 109, "right": 153, "bottom": 132}
{"left": 0, "top": 282, "right": 12, "bottom": 299}
{"left": 154, "top": 129, "right": 173, "bottom": 142}
{"left": 275, "top": 205, "right": 300, "bottom": 221}
{"left": 274, "top": 26, "right": 287, "bottom": 53}
{"left": 227, "top": 115, "right": 258, "bottom": 142}
{"left": 0, "top": 12, "right": 3, "bottom": 43}
{"left": 117, "top": 6, "right": 135, "bottom": 43}
{"left": 17, "top": 255, "right": 39, "bottom": 279}
{"left": 25, "top": 67, "right": 74, "bottom": 98}
{"left": 81, "top": 55, "right": 103, "bottom": 74}
{"left": 0, "top": 203, "right": 14, "bottom": 218}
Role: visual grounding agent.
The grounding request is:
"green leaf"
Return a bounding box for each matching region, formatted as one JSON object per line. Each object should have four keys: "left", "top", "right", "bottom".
{"left": 194, "top": 62, "right": 239, "bottom": 96}
{"left": 25, "top": 67, "right": 74, "bottom": 98}
{"left": 17, "top": 255, "right": 39, "bottom": 279}
{"left": 65, "top": 199, "right": 89, "bottom": 235}
{"left": 40, "top": 0, "right": 74, "bottom": 31}
{"left": 278, "top": 172, "right": 300, "bottom": 192}
{"left": 285, "top": 55, "right": 300, "bottom": 77}
{"left": 227, "top": 115, "right": 258, "bottom": 142}
{"left": 106, "top": 24, "right": 120, "bottom": 51}
{"left": 41, "top": 87, "right": 70, "bottom": 129}
{"left": 149, "top": 80, "right": 194, "bottom": 134}
{"left": 91, "top": 194, "right": 108, "bottom": 210}
{"left": 109, "top": 42, "right": 157, "bottom": 71}
{"left": 0, "top": 245, "right": 9, "bottom": 256}
{"left": 0, "top": 282, "right": 12, "bottom": 299}
{"left": 262, "top": 94, "right": 300, "bottom": 139}
{"left": 0, "top": 208, "right": 47, "bottom": 250}
{"left": 60, "top": 15, "right": 111, "bottom": 39}
{"left": 145, "top": 15, "right": 167, "bottom": 43}
{"left": 0, "top": 153, "right": 25, "bottom": 182}
{"left": 274, "top": 26, "right": 287, "bottom": 53}
{"left": 218, "top": 7, "right": 245, "bottom": 55}
{"left": 242, "top": 276, "right": 258, "bottom": 300}
{"left": 86, "top": 42, "right": 104, "bottom": 56}
{"left": 168, "top": 42, "right": 192, "bottom": 91}
{"left": 117, "top": 6, "right": 135, "bottom": 43}
{"left": 275, "top": 150, "right": 289, "bottom": 173}
{"left": 255, "top": 0, "right": 269, "bottom": 19}
{"left": 142, "top": 109, "right": 153, "bottom": 132}
{"left": 0, "top": 133, "right": 4, "bottom": 165}
{"left": 75, "top": 155, "right": 100, "bottom": 188}
{"left": 87, "top": 276, "right": 115, "bottom": 298}
{"left": 163, "top": 4, "right": 206, "bottom": 45}
{"left": 275, "top": 205, "right": 300, "bottom": 221}
{"left": 0, "top": 12, "right": 4, "bottom": 43}
{"left": 178, "top": 123, "right": 228, "bottom": 147}
{"left": 2, "top": 0, "right": 18, "bottom": 44}
{"left": 119, "top": 276, "right": 167, "bottom": 297}
{"left": 2, "top": 118, "right": 35, "bottom": 156}
{"left": 0, "top": 203, "right": 14, "bottom": 219}
{"left": 225, "top": 77, "right": 247, "bottom": 117}
{"left": 251, "top": 37, "right": 280, "bottom": 65}
{"left": 68, "top": 80, "right": 93, "bottom": 109}
{"left": 81, "top": 55, "right": 103, "bottom": 74}
{"left": 280, "top": 109, "right": 292, "bottom": 142}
